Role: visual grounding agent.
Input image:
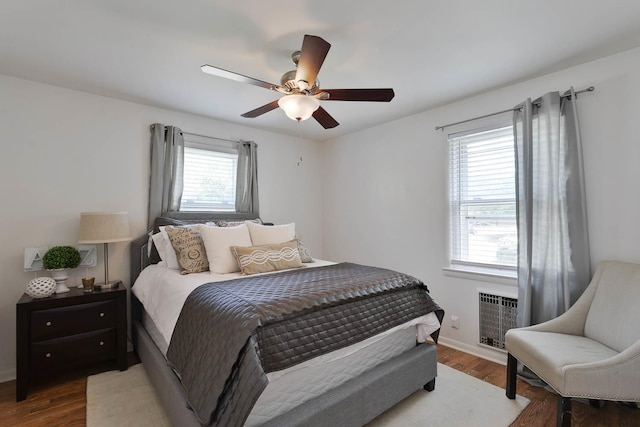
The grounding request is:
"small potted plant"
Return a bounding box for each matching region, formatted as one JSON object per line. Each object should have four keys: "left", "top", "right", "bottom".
{"left": 43, "top": 245, "right": 81, "bottom": 294}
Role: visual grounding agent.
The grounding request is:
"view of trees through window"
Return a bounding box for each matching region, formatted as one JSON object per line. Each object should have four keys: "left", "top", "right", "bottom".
{"left": 180, "top": 146, "right": 238, "bottom": 212}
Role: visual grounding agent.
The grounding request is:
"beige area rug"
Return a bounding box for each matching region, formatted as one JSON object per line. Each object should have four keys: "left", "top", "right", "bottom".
{"left": 87, "top": 363, "right": 529, "bottom": 427}
{"left": 87, "top": 364, "right": 171, "bottom": 427}
{"left": 367, "top": 364, "right": 529, "bottom": 426}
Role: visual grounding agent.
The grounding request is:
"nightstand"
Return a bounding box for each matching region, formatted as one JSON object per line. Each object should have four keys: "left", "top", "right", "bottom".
{"left": 16, "top": 284, "right": 127, "bottom": 401}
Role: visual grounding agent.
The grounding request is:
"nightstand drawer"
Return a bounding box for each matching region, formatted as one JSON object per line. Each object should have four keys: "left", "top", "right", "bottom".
{"left": 30, "top": 328, "right": 116, "bottom": 372}
{"left": 31, "top": 300, "right": 116, "bottom": 341}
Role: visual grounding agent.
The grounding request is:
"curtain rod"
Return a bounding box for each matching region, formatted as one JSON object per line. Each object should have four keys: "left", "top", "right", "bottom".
{"left": 149, "top": 124, "right": 241, "bottom": 144}
{"left": 181, "top": 131, "right": 239, "bottom": 144}
{"left": 435, "top": 86, "right": 595, "bottom": 131}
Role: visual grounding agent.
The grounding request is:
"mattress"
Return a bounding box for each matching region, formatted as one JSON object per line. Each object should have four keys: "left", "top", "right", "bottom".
{"left": 132, "top": 262, "right": 441, "bottom": 424}
{"left": 246, "top": 327, "right": 418, "bottom": 426}
{"left": 141, "top": 308, "right": 430, "bottom": 425}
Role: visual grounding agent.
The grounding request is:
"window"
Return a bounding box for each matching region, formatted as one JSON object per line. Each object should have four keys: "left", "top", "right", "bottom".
{"left": 449, "top": 124, "right": 517, "bottom": 274}
{"left": 180, "top": 135, "right": 238, "bottom": 212}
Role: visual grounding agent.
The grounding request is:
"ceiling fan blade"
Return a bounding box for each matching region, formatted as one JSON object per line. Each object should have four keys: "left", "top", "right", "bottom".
{"left": 295, "top": 35, "right": 331, "bottom": 89}
{"left": 201, "top": 64, "right": 280, "bottom": 91}
{"left": 322, "top": 88, "right": 395, "bottom": 102}
{"left": 312, "top": 107, "right": 339, "bottom": 129}
{"left": 241, "top": 100, "right": 280, "bottom": 118}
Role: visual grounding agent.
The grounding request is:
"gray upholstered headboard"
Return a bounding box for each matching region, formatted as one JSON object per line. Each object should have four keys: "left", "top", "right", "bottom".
{"left": 129, "top": 213, "right": 261, "bottom": 286}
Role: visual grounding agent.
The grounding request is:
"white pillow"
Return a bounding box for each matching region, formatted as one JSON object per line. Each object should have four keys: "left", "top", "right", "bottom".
{"left": 151, "top": 231, "right": 180, "bottom": 270}
{"left": 158, "top": 226, "right": 181, "bottom": 270}
{"left": 199, "top": 223, "right": 252, "bottom": 274}
{"left": 151, "top": 232, "right": 168, "bottom": 264}
{"left": 246, "top": 222, "right": 296, "bottom": 246}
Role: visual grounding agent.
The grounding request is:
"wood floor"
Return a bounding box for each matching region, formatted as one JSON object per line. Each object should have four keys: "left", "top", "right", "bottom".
{"left": 1, "top": 345, "right": 638, "bottom": 426}
{"left": 437, "top": 346, "right": 640, "bottom": 427}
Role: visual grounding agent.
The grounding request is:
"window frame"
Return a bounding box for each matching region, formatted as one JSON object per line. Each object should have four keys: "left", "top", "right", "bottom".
{"left": 179, "top": 133, "right": 239, "bottom": 214}
{"left": 447, "top": 122, "right": 518, "bottom": 280}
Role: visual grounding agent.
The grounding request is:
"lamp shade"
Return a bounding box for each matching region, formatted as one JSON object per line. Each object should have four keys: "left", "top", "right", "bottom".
{"left": 78, "top": 212, "right": 131, "bottom": 244}
{"left": 277, "top": 94, "right": 320, "bottom": 122}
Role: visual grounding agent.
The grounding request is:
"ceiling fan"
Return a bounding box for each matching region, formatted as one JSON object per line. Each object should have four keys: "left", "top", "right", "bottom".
{"left": 201, "top": 34, "right": 395, "bottom": 129}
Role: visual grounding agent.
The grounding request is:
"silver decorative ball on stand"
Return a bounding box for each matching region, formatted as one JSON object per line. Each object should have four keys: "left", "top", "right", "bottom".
{"left": 25, "top": 277, "right": 57, "bottom": 299}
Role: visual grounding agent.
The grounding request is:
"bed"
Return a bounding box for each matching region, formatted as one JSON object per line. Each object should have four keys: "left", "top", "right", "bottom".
{"left": 130, "top": 215, "right": 444, "bottom": 427}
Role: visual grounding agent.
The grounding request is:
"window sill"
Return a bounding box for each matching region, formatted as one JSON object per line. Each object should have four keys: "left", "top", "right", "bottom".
{"left": 442, "top": 266, "right": 517, "bottom": 286}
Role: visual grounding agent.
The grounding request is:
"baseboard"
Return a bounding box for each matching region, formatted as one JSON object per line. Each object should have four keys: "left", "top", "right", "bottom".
{"left": 0, "top": 368, "right": 16, "bottom": 383}
{"left": 438, "top": 336, "right": 508, "bottom": 366}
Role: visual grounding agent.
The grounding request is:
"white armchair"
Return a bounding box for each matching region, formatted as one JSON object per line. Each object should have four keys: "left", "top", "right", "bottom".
{"left": 505, "top": 261, "right": 640, "bottom": 427}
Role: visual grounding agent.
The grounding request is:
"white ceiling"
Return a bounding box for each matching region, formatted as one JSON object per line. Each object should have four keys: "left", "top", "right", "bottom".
{"left": 3, "top": 1, "right": 640, "bottom": 141}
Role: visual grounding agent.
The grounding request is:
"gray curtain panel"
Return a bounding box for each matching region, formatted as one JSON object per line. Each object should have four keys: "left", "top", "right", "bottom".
{"left": 235, "top": 140, "right": 259, "bottom": 214}
{"left": 148, "top": 123, "right": 184, "bottom": 229}
{"left": 514, "top": 90, "right": 591, "bottom": 327}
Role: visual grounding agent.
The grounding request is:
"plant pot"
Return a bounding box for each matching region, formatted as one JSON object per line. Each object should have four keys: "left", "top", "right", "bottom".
{"left": 50, "top": 269, "right": 71, "bottom": 293}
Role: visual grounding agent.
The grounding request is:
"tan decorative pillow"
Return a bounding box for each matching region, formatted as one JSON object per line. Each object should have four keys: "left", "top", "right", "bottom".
{"left": 164, "top": 225, "right": 209, "bottom": 274}
{"left": 230, "top": 240, "right": 303, "bottom": 275}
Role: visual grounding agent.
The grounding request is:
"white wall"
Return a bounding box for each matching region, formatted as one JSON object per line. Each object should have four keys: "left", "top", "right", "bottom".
{"left": 3, "top": 45, "right": 640, "bottom": 381}
{"left": 0, "top": 75, "right": 323, "bottom": 380}
{"left": 322, "top": 47, "right": 640, "bottom": 363}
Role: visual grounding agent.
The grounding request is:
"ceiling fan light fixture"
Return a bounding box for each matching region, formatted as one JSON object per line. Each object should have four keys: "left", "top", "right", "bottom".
{"left": 201, "top": 35, "right": 394, "bottom": 129}
{"left": 277, "top": 94, "right": 319, "bottom": 122}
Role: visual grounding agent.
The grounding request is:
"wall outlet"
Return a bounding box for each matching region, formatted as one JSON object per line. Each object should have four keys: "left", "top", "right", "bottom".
{"left": 451, "top": 315, "right": 460, "bottom": 329}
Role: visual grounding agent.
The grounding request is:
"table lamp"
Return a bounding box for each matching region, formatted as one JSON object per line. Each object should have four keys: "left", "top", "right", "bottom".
{"left": 78, "top": 211, "right": 131, "bottom": 290}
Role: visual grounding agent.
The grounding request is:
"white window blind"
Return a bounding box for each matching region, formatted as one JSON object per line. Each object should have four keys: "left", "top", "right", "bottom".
{"left": 449, "top": 125, "right": 517, "bottom": 271}
{"left": 180, "top": 140, "right": 238, "bottom": 212}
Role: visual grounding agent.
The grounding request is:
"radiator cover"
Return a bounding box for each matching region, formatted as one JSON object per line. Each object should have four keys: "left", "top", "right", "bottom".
{"left": 478, "top": 292, "right": 518, "bottom": 350}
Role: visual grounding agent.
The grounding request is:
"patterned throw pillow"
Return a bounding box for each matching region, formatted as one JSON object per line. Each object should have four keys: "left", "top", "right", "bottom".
{"left": 164, "top": 226, "right": 209, "bottom": 274}
{"left": 230, "top": 240, "right": 303, "bottom": 275}
{"left": 149, "top": 218, "right": 190, "bottom": 264}
{"left": 296, "top": 238, "right": 314, "bottom": 263}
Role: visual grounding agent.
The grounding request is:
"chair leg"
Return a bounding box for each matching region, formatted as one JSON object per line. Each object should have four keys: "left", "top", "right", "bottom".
{"left": 506, "top": 353, "right": 517, "bottom": 399}
{"left": 589, "top": 399, "right": 604, "bottom": 408}
{"left": 557, "top": 396, "right": 571, "bottom": 427}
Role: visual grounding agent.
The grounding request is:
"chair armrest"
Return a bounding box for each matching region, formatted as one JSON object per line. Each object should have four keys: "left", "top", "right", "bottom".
{"left": 513, "top": 281, "right": 597, "bottom": 335}
{"left": 563, "top": 339, "right": 640, "bottom": 401}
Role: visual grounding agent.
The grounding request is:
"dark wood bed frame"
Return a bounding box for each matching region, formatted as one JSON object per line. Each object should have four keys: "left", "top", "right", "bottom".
{"left": 129, "top": 216, "right": 438, "bottom": 426}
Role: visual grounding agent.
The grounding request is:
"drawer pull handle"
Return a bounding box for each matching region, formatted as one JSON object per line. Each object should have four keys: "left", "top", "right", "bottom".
{"left": 46, "top": 321, "right": 52, "bottom": 326}
{"left": 99, "top": 341, "right": 104, "bottom": 346}
{"left": 45, "top": 353, "right": 51, "bottom": 358}
{"left": 99, "top": 313, "right": 105, "bottom": 317}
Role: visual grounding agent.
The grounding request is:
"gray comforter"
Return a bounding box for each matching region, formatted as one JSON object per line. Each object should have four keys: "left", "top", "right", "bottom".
{"left": 166, "top": 262, "right": 444, "bottom": 427}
